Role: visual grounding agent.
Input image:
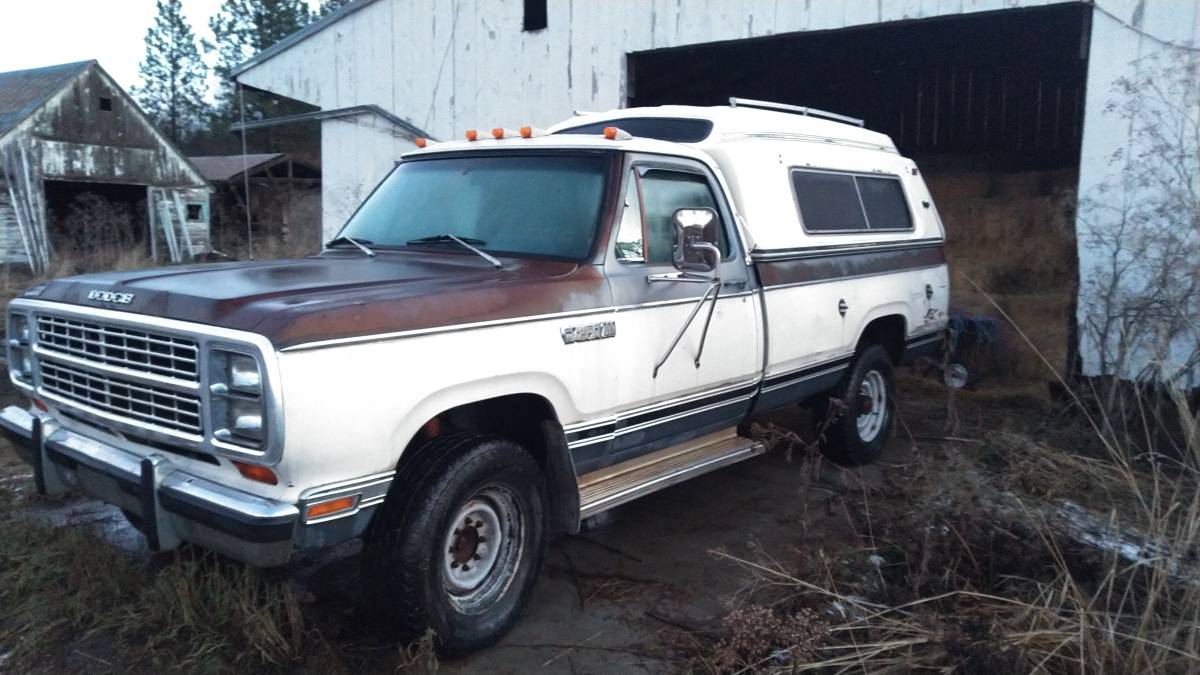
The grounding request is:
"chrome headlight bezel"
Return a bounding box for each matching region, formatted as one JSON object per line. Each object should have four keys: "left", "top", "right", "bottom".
{"left": 208, "top": 346, "right": 271, "bottom": 454}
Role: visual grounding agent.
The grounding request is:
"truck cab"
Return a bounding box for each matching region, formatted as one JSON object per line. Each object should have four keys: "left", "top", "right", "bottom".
{"left": 2, "top": 100, "right": 947, "bottom": 654}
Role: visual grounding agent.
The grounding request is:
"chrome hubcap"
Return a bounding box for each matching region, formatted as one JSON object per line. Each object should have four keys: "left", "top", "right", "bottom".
{"left": 856, "top": 370, "right": 888, "bottom": 443}
{"left": 441, "top": 486, "right": 524, "bottom": 613}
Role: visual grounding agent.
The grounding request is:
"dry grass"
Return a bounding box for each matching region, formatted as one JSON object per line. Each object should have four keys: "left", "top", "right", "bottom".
{"left": 677, "top": 282, "right": 1200, "bottom": 674}
{"left": 0, "top": 473, "right": 439, "bottom": 673}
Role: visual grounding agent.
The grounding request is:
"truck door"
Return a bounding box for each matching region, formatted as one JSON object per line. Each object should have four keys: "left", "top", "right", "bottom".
{"left": 603, "top": 155, "right": 761, "bottom": 464}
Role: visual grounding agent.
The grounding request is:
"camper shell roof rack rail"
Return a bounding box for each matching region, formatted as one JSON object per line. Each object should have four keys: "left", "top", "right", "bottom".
{"left": 728, "top": 97, "right": 865, "bottom": 127}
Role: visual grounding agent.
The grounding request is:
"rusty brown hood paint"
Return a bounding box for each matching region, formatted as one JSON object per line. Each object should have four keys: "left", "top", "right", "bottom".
{"left": 33, "top": 250, "right": 613, "bottom": 349}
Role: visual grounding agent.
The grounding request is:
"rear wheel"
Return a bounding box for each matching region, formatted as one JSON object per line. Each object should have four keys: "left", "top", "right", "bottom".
{"left": 820, "top": 345, "right": 894, "bottom": 465}
{"left": 363, "top": 434, "right": 547, "bottom": 655}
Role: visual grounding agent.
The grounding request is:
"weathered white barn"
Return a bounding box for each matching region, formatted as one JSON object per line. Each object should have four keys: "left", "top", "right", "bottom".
{"left": 0, "top": 61, "right": 212, "bottom": 272}
{"left": 234, "top": 0, "right": 1200, "bottom": 383}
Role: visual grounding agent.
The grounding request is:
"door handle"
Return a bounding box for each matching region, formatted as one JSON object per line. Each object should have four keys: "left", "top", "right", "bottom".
{"left": 838, "top": 299, "right": 849, "bottom": 317}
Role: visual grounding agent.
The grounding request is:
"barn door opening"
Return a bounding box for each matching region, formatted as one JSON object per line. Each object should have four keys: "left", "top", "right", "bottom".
{"left": 42, "top": 179, "right": 150, "bottom": 272}
{"left": 627, "top": 3, "right": 1090, "bottom": 378}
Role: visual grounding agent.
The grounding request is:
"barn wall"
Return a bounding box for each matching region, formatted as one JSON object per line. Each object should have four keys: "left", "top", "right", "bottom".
{"left": 0, "top": 181, "right": 24, "bottom": 263}
{"left": 239, "top": 0, "right": 1080, "bottom": 231}
{"left": 1075, "top": 1, "right": 1200, "bottom": 383}
{"left": 320, "top": 111, "right": 416, "bottom": 238}
{"left": 27, "top": 67, "right": 206, "bottom": 188}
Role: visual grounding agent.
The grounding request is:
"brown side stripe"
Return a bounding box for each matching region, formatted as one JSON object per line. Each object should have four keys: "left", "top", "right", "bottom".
{"left": 755, "top": 243, "right": 945, "bottom": 288}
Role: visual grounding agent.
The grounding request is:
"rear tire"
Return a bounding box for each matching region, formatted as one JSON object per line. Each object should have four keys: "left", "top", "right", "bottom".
{"left": 820, "top": 345, "right": 894, "bottom": 465}
{"left": 363, "top": 434, "right": 547, "bottom": 655}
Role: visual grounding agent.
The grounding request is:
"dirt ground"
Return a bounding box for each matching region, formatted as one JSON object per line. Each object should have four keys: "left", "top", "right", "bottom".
{"left": 0, "top": 372, "right": 1054, "bottom": 673}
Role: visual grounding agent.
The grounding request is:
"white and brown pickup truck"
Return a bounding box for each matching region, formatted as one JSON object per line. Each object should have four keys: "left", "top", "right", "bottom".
{"left": 1, "top": 99, "right": 947, "bottom": 653}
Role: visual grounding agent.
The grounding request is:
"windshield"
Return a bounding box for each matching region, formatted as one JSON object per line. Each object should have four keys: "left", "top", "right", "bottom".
{"left": 336, "top": 153, "right": 609, "bottom": 260}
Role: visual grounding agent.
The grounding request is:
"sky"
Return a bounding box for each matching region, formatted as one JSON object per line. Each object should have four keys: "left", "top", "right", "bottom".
{"left": 0, "top": 0, "right": 322, "bottom": 94}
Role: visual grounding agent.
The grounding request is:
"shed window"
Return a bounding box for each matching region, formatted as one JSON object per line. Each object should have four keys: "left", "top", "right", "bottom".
{"left": 98, "top": 97, "right": 113, "bottom": 111}
{"left": 790, "top": 169, "right": 912, "bottom": 233}
{"left": 523, "top": 0, "right": 547, "bottom": 31}
{"left": 186, "top": 204, "right": 204, "bottom": 222}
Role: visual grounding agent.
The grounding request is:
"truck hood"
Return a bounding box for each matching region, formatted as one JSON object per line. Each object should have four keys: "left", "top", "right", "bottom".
{"left": 29, "top": 251, "right": 610, "bottom": 350}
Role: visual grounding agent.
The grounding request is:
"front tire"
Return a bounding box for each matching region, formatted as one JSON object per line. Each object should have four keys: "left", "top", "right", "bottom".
{"left": 363, "top": 434, "right": 547, "bottom": 655}
{"left": 820, "top": 345, "right": 895, "bottom": 465}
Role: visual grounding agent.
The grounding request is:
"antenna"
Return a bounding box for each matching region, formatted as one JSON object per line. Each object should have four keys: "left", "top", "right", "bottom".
{"left": 728, "top": 97, "right": 864, "bottom": 127}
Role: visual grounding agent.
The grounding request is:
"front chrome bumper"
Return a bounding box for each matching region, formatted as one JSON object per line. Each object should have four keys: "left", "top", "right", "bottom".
{"left": 0, "top": 405, "right": 380, "bottom": 567}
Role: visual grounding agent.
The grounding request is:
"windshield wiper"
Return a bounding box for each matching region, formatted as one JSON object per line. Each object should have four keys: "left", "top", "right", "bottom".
{"left": 406, "top": 234, "right": 502, "bottom": 269}
{"left": 326, "top": 236, "right": 376, "bottom": 257}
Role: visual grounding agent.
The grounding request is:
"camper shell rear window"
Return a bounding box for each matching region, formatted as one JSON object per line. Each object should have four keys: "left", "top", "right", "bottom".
{"left": 553, "top": 117, "right": 713, "bottom": 143}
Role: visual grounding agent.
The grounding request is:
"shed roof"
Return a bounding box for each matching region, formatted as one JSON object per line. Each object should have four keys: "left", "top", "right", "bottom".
{"left": 189, "top": 153, "right": 285, "bottom": 181}
{"left": 0, "top": 60, "right": 94, "bottom": 139}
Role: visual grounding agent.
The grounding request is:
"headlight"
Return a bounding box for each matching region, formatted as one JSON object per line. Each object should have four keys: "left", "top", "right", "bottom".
{"left": 9, "top": 346, "right": 31, "bottom": 379}
{"left": 210, "top": 349, "right": 266, "bottom": 449}
{"left": 228, "top": 397, "right": 263, "bottom": 441}
{"left": 7, "top": 312, "right": 32, "bottom": 385}
{"left": 227, "top": 353, "right": 262, "bottom": 393}
{"left": 10, "top": 314, "right": 30, "bottom": 344}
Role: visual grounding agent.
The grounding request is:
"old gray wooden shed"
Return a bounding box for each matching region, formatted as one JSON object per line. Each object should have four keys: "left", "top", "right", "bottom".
{"left": 0, "top": 60, "right": 212, "bottom": 272}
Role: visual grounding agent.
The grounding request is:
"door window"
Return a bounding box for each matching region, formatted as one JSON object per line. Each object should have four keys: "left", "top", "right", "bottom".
{"left": 615, "top": 168, "right": 728, "bottom": 264}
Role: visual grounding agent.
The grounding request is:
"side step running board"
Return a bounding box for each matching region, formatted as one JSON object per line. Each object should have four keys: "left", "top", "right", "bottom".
{"left": 577, "top": 428, "right": 765, "bottom": 519}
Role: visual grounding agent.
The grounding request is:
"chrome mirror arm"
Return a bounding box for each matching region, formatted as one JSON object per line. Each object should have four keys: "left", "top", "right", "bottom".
{"left": 651, "top": 277, "right": 722, "bottom": 378}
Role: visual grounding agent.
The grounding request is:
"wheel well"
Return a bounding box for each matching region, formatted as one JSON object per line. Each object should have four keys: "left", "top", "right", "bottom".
{"left": 401, "top": 394, "right": 578, "bottom": 533}
{"left": 857, "top": 315, "right": 906, "bottom": 364}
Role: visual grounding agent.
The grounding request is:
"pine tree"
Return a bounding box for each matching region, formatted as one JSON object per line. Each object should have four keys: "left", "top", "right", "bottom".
{"left": 133, "top": 0, "right": 209, "bottom": 144}
{"left": 206, "top": 0, "right": 314, "bottom": 122}
{"left": 319, "top": 0, "right": 354, "bottom": 15}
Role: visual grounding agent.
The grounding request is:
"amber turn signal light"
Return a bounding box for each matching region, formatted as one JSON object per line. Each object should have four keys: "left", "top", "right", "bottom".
{"left": 232, "top": 461, "right": 278, "bottom": 485}
{"left": 306, "top": 496, "right": 357, "bottom": 521}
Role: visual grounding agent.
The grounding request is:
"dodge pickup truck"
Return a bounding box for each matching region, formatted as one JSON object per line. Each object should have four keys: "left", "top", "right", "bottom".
{"left": 2, "top": 99, "right": 947, "bottom": 653}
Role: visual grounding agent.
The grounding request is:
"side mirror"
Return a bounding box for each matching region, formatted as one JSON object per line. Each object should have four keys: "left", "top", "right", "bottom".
{"left": 672, "top": 207, "right": 721, "bottom": 273}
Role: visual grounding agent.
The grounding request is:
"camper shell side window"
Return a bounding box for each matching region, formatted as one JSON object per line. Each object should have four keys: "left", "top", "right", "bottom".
{"left": 789, "top": 168, "right": 914, "bottom": 235}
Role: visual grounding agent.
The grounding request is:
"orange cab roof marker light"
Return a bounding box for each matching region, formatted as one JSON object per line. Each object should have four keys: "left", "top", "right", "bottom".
{"left": 603, "top": 126, "right": 632, "bottom": 141}
{"left": 519, "top": 126, "right": 547, "bottom": 138}
{"left": 465, "top": 129, "right": 478, "bottom": 141}
{"left": 414, "top": 137, "right": 428, "bottom": 148}
{"left": 492, "top": 128, "right": 521, "bottom": 139}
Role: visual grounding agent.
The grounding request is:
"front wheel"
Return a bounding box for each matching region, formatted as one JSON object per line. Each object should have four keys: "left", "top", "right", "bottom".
{"left": 363, "top": 434, "right": 547, "bottom": 655}
{"left": 819, "top": 344, "right": 895, "bottom": 465}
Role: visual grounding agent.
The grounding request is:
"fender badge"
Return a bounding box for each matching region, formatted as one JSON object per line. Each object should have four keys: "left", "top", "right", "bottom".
{"left": 561, "top": 321, "right": 616, "bottom": 344}
{"left": 87, "top": 289, "right": 135, "bottom": 305}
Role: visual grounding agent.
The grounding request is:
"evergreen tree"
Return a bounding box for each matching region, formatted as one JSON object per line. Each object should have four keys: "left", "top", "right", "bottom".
{"left": 206, "top": 0, "right": 313, "bottom": 122}
{"left": 319, "top": 0, "right": 355, "bottom": 15}
{"left": 133, "top": 0, "right": 209, "bottom": 144}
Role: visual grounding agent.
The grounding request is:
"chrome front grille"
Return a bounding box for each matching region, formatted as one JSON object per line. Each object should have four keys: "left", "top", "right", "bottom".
{"left": 36, "top": 315, "right": 199, "bottom": 381}
{"left": 39, "top": 359, "right": 202, "bottom": 435}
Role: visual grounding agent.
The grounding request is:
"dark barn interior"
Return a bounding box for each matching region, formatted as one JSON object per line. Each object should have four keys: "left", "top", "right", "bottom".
{"left": 42, "top": 179, "right": 149, "bottom": 266}
{"left": 628, "top": 4, "right": 1090, "bottom": 378}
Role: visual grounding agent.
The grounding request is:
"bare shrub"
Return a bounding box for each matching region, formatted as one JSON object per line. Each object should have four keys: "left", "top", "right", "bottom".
{"left": 707, "top": 605, "right": 829, "bottom": 672}
{"left": 1076, "top": 50, "right": 1200, "bottom": 424}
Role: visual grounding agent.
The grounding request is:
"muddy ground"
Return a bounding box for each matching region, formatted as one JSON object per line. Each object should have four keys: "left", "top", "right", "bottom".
{"left": 0, "top": 373, "right": 1058, "bottom": 673}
